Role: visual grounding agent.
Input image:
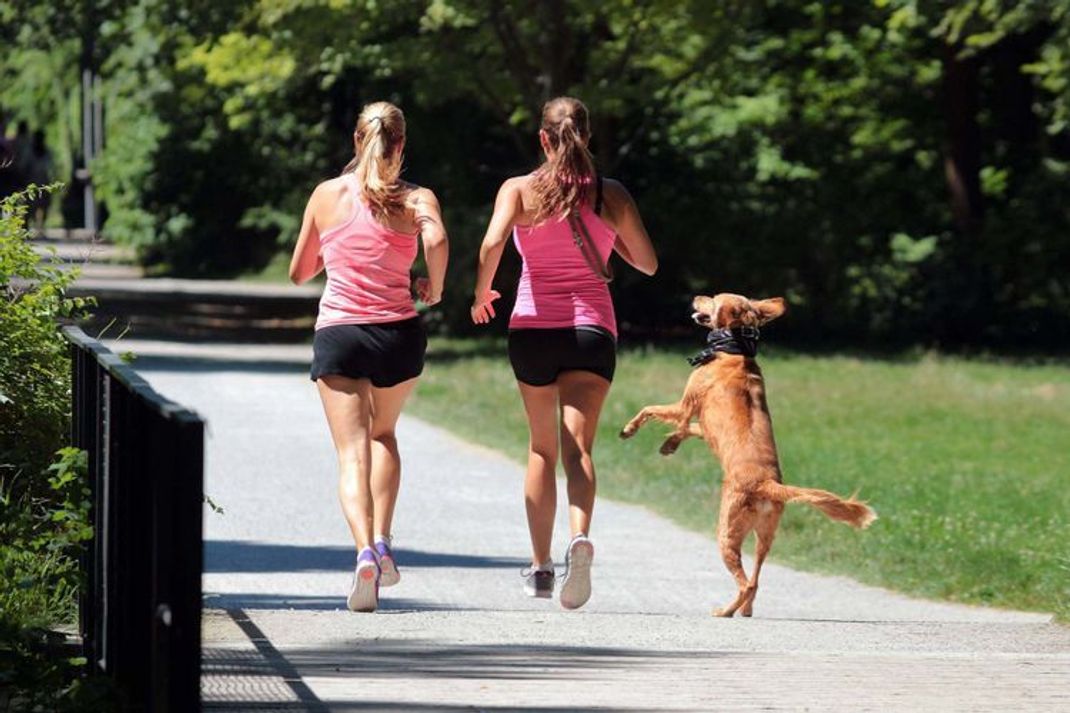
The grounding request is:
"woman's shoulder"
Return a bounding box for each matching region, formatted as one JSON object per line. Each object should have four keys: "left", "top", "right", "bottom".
{"left": 499, "top": 174, "right": 535, "bottom": 193}
{"left": 496, "top": 174, "right": 538, "bottom": 210}
{"left": 598, "top": 177, "right": 636, "bottom": 217}
{"left": 599, "top": 177, "right": 632, "bottom": 201}
{"left": 401, "top": 183, "right": 442, "bottom": 212}
{"left": 311, "top": 175, "right": 353, "bottom": 201}
{"left": 317, "top": 175, "right": 351, "bottom": 190}
{"left": 398, "top": 179, "right": 441, "bottom": 202}
{"left": 399, "top": 180, "right": 429, "bottom": 198}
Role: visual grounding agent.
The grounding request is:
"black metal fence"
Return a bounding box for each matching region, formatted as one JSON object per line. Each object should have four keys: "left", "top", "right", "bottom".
{"left": 64, "top": 326, "right": 204, "bottom": 712}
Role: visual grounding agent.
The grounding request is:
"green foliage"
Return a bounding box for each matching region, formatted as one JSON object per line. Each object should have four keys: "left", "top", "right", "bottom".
{"left": 4, "top": 0, "right": 1070, "bottom": 345}
{"left": 0, "top": 43, "right": 79, "bottom": 193}
{"left": 90, "top": 2, "right": 171, "bottom": 251}
{"left": 0, "top": 185, "right": 90, "bottom": 493}
{"left": 0, "top": 188, "right": 105, "bottom": 709}
{"left": 0, "top": 449, "right": 92, "bottom": 628}
{"left": 0, "top": 619, "right": 115, "bottom": 713}
{"left": 0, "top": 448, "right": 107, "bottom": 712}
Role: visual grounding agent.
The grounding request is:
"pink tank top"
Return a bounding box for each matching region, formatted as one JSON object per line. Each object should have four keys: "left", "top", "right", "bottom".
{"left": 316, "top": 175, "right": 419, "bottom": 329}
{"left": 509, "top": 203, "right": 618, "bottom": 337}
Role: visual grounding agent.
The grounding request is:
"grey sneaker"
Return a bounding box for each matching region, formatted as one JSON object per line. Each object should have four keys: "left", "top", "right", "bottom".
{"left": 522, "top": 566, "right": 555, "bottom": 599}
{"left": 346, "top": 547, "right": 380, "bottom": 612}
{"left": 559, "top": 535, "right": 594, "bottom": 610}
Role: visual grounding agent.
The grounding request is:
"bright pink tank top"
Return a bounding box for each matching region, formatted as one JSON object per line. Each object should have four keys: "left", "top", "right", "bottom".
{"left": 316, "top": 175, "right": 419, "bottom": 329}
{"left": 509, "top": 203, "right": 618, "bottom": 337}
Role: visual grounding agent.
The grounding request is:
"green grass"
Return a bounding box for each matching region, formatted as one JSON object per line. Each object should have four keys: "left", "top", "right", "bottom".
{"left": 409, "top": 338, "right": 1070, "bottom": 620}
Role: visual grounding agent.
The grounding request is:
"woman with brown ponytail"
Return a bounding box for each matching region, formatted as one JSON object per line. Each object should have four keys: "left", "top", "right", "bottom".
{"left": 290, "top": 101, "right": 448, "bottom": 612}
{"left": 471, "top": 96, "right": 657, "bottom": 609}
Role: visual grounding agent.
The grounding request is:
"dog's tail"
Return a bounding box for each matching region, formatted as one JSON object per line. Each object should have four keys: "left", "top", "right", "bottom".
{"left": 757, "top": 481, "right": 877, "bottom": 529}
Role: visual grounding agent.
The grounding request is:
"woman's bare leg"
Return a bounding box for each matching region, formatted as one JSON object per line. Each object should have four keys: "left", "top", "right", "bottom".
{"left": 369, "top": 377, "right": 419, "bottom": 540}
{"left": 557, "top": 370, "right": 611, "bottom": 538}
{"left": 317, "top": 375, "right": 374, "bottom": 551}
{"left": 516, "top": 381, "right": 560, "bottom": 566}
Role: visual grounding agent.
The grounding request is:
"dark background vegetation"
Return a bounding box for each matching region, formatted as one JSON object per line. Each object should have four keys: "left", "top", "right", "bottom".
{"left": 4, "top": 1, "right": 1070, "bottom": 349}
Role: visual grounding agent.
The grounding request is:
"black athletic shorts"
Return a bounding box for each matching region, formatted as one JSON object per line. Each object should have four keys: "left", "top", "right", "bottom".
{"left": 507, "top": 326, "right": 616, "bottom": 386}
{"left": 310, "top": 317, "right": 426, "bottom": 387}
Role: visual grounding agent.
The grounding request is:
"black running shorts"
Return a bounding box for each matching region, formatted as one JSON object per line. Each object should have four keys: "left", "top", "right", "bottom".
{"left": 310, "top": 317, "right": 426, "bottom": 387}
{"left": 507, "top": 326, "right": 616, "bottom": 386}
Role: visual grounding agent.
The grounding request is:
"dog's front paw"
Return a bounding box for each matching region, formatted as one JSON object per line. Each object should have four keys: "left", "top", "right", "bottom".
{"left": 712, "top": 607, "right": 735, "bottom": 618}
{"left": 659, "top": 438, "right": 680, "bottom": 456}
{"left": 619, "top": 424, "right": 637, "bottom": 440}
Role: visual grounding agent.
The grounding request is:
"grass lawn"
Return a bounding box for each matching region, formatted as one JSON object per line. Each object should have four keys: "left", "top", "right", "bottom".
{"left": 409, "top": 337, "right": 1070, "bottom": 620}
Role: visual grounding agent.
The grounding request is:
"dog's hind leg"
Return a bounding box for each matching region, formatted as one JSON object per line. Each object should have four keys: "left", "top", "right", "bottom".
{"left": 740, "top": 505, "right": 781, "bottom": 617}
{"left": 713, "top": 499, "right": 752, "bottom": 618}
{"left": 659, "top": 422, "right": 704, "bottom": 456}
{"left": 619, "top": 403, "right": 688, "bottom": 439}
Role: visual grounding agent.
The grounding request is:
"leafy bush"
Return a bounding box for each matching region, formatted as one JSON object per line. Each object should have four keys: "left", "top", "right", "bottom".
{"left": 1, "top": 185, "right": 90, "bottom": 495}
{"left": 0, "top": 447, "right": 110, "bottom": 712}
{"left": 0, "top": 188, "right": 108, "bottom": 710}
{"left": 0, "top": 449, "right": 88, "bottom": 626}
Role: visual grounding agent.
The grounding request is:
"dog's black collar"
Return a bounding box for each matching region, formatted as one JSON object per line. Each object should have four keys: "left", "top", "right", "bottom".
{"left": 688, "top": 326, "right": 760, "bottom": 367}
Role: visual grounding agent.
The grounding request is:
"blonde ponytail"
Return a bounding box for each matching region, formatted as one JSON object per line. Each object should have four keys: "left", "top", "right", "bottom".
{"left": 342, "top": 102, "right": 406, "bottom": 219}
{"left": 531, "top": 97, "right": 596, "bottom": 223}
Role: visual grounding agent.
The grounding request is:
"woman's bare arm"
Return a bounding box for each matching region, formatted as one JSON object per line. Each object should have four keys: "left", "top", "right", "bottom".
{"left": 412, "top": 188, "right": 449, "bottom": 305}
{"left": 471, "top": 179, "right": 523, "bottom": 323}
{"left": 604, "top": 179, "right": 658, "bottom": 276}
{"left": 289, "top": 185, "right": 326, "bottom": 285}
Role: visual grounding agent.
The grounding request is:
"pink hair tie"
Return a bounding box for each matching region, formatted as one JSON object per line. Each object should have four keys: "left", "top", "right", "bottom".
{"left": 559, "top": 173, "right": 593, "bottom": 186}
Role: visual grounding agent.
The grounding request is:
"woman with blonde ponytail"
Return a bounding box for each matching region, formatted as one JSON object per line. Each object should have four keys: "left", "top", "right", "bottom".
{"left": 471, "top": 96, "right": 658, "bottom": 609}
{"left": 290, "top": 101, "right": 448, "bottom": 613}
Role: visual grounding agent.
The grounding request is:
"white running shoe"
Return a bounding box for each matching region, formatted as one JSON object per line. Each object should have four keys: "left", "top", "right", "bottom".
{"left": 375, "top": 538, "right": 400, "bottom": 587}
{"left": 559, "top": 535, "right": 594, "bottom": 610}
{"left": 346, "top": 548, "right": 380, "bottom": 612}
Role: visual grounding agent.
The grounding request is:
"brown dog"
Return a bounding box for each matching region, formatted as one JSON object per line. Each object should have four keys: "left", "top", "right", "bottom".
{"left": 620, "top": 293, "right": 876, "bottom": 617}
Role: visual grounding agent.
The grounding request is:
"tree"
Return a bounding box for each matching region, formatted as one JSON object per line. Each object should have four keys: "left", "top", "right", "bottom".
{"left": 4, "top": 0, "right": 1068, "bottom": 345}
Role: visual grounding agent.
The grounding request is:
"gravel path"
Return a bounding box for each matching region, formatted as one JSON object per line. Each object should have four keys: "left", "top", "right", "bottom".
{"left": 121, "top": 340, "right": 1069, "bottom": 712}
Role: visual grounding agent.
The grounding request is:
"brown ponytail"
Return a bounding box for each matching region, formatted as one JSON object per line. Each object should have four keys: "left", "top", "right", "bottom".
{"left": 531, "top": 96, "right": 596, "bottom": 223}
{"left": 342, "top": 101, "right": 406, "bottom": 219}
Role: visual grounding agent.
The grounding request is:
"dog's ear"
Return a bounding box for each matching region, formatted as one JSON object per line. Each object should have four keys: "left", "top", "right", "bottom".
{"left": 752, "top": 297, "right": 786, "bottom": 324}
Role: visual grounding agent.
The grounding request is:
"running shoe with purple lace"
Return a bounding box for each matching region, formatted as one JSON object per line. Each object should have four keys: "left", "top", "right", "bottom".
{"left": 375, "top": 537, "right": 400, "bottom": 587}
{"left": 347, "top": 547, "right": 380, "bottom": 612}
{"left": 559, "top": 534, "right": 594, "bottom": 610}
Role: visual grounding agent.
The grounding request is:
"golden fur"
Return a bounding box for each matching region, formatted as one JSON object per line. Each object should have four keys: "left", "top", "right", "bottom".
{"left": 620, "top": 293, "right": 876, "bottom": 617}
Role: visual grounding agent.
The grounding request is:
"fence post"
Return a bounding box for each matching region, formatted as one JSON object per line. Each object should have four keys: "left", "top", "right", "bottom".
{"left": 151, "top": 414, "right": 204, "bottom": 711}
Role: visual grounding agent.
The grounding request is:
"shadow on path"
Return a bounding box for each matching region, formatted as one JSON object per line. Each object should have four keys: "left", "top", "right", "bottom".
{"left": 205, "top": 540, "right": 526, "bottom": 574}
{"left": 207, "top": 609, "right": 329, "bottom": 711}
{"left": 203, "top": 593, "right": 476, "bottom": 613}
{"left": 203, "top": 608, "right": 683, "bottom": 711}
